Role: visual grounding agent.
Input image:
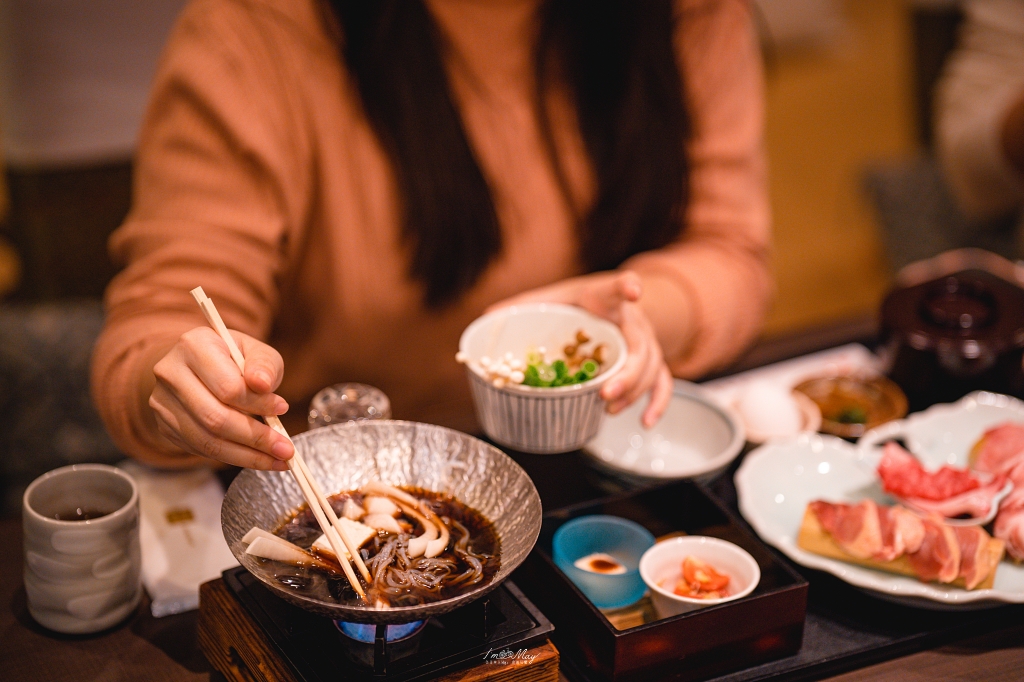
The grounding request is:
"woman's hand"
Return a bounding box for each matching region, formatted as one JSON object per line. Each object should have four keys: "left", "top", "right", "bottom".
{"left": 149, "top": 327, "right": 295, "bottom": 470}
{"left": 488, "top": 271, "right": 673, "bottom": 427}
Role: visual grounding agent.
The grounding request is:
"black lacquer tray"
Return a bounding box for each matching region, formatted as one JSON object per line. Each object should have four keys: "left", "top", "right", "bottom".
{"left": 512, "top": 480, "right": 809, "bottom": 682}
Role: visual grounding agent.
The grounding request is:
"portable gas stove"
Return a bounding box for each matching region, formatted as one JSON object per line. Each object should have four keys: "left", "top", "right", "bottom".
{"left": 198, "top": 566, "right": 558, "bottom": 682}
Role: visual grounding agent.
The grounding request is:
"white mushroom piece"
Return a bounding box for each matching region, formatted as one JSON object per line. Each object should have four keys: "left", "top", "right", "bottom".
{"left": 363, "top": 513, "right": 404, "bottom": 534}
{"left": 361, "top": 480, "right": 451, "bottom": 558}
{"left": 361, "top": 480, "right": 419, "bottom": 506}
{"left": 311, "top": 518, "right": 377, "bottom": 561}
{"left": 242, "top": 527, "right": 333, "bottom": 571}
{"left": 363, "top": 495, "right": 401, "bottom": 517}
{"left": 399, "top": 502, "right": 437, "bottom": 558}
{"left": 425, "top": 513, "right": 450, "bottom": 558}
{"left": 342, "top": 498, "right": 365, "bottom": 520}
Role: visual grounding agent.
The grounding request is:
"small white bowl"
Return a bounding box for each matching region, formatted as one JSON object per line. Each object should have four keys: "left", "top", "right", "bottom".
{"left": 584, "top": 381, "right": 745, "bottom": 482}
{"left": 639, "top": 536, "right": 760, "bottom": 619}
{"left": 459, "top": 303, "right": 627, "bottom": 454}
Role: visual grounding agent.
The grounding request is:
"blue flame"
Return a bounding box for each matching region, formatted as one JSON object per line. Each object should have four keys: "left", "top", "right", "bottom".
{"left": 335, "top": 620, "right": 425, "bottom": 643}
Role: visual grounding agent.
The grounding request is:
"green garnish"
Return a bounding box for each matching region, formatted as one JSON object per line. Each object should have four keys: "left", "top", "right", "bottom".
{"left": 522, "top": 359, "right": 594, "bottom": 387}
{"left": 836, "top": 406, "right": 868, "bottom": 424}
{"left": 465, "top": 329, "right": 605, "bottom": 388}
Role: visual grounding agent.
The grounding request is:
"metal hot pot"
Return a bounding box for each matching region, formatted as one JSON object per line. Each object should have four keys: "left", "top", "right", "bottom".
{"left": 221, "top": 420, "right": 542, "bottom": 624}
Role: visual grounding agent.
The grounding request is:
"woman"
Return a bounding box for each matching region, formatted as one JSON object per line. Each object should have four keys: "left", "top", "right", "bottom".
{"left": 91, "top": 0, "right": 771, "bottom": 470}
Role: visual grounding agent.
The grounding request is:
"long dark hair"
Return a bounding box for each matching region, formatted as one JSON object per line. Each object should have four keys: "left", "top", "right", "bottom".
{"left": 327, "top": 0, "right": 687, "bottom": 307}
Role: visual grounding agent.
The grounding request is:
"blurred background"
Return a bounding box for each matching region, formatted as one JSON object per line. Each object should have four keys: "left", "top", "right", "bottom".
{"left": 0, "top": 0, "right": 1006, "bottom": 510}
{"left": 0, "top": 0, "right": 981, "bottom": 323}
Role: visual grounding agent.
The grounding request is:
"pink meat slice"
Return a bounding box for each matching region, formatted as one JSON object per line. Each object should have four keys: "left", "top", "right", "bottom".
{"left": 810, "top": 500, "right": 883, "bottom": 560}
{"left": 879, "top": 506, "right": 925, "bottom": 560}
{"left": 994, "top": 507, "right": 1024, "bottom": 562}
{"left": 953, "top": 526, "right": 996, "bottom": 590}
{"left": 972, "top": 423, "right": 1024, "bottom": 476}
{"left": 877, "top": 442, "right": 980, "bottom": 501}
{"left": 888, "top": 507, "right": 929, "bottom": 557}
{"left": 899, "top": 473, "right": 1009, "bottom": 520}
{"left": 907, "top": 515, "right": 961, "bottom": 584}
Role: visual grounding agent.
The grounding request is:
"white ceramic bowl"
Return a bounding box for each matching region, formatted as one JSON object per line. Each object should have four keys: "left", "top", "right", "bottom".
{"left": 459, "top": 303, "right": 627, "bottom": 454}
{"left": 639, "top": 536, "right": 760, "bottom": 619}
{"left": 584, "top": 381, "right": 745, "bottom": 482}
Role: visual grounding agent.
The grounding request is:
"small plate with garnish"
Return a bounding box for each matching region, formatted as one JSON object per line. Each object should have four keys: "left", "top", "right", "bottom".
{"left": 639, "top": 536, "right": 760, "bottom": 618}
{"left": 793, "top": 373, "right": 907, "bottom": 439}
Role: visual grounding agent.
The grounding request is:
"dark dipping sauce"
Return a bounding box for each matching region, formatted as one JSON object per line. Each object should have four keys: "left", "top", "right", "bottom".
{"left": 268, "top": 487, "right": 500, "bottom": 608}
{"left": 586, "top": 558, "right": 623, "bottom": 574}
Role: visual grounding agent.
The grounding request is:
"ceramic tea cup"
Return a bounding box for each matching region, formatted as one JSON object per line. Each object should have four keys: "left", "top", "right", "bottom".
{"left": 22, "top": 464, "right": 142, "bottom": 633}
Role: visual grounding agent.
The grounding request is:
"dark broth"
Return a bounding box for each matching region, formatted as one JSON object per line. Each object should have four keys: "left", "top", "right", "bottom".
{"left": 269, "top": 487, "right": 500, "bottom": 607}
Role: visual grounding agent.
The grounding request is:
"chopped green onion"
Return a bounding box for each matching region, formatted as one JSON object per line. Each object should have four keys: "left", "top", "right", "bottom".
{"left": 535, "top": 364, "right": 556, "bottom": 384}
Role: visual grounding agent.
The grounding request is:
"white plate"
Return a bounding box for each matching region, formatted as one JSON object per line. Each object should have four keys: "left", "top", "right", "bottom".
{"left": 856, "top": 391, "right": 1024, "bottom": 470}
{"left": 735, "top": 431, "right": 1024, "bottom": 609}
{"left": 583, "top": 381, "right": 745, "bottom": 481}
{"left": 857, "top": 392, "right": 1021, "bottom": 526}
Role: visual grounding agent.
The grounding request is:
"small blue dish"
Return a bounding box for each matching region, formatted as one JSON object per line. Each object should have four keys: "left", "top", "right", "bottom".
{"left": 552, "top": 515, "right": 655, "bottom": 609}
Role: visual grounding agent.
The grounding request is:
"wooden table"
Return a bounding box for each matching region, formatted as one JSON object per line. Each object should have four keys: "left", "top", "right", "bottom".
{"left": 5, "top": 521, "right": 1022, "bottom": 682}
{"left": 3, "top": 318, "right": 1023, "bottom": 681}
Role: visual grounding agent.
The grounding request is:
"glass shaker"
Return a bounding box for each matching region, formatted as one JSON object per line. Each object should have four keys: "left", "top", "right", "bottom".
{"left": 307, "top": 383, "right": 391, "bottom": 429}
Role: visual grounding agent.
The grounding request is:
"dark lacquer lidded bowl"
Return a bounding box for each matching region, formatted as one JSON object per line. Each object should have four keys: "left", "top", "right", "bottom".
{"left": 880, "top": 256, "right": 1024, "bottom": 412}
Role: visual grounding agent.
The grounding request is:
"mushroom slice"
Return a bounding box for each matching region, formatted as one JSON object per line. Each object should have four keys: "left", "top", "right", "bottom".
{"left": 363, "top": 495, "right": 401, "bottom": 517}
{"left": 245, "top": 536, "right": 332, "bottom": 571}
{"left": 398, "top": 501, "right": 437, "bottom": 558}
{"left": 425, "top": 518, "right": 451, "bottom": 558}
{"left": 342, "top": 498, "right": 365, "bottom": 520}
{"left": 312, "top": 518, "right": 376, "bottom": 560}
{"left": 408, "top": 536, "right": 429, "bottom": 558}
{"left": 361, "top": 480, "right": 419, "bottom": 507}
{"left": 242, "top": 527, "right": 280, "bottom": 545}
{"left": 243, "top": 527, "right": 324, "bottom": 559}
{"left": 363, "top": 513, "right": 404, "bottom": 534}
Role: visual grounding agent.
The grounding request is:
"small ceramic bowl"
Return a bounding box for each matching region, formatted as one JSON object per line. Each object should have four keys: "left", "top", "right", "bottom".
{"left": 459, "top": 303, "right": 627, "bottom": 454}
{"left": 639, "top": 536, "right": 760, "bottom": 619}
{"left": 584, "top": 381, "right": 745, "bottom": 482}
{"left": 552, "top": 515, "right": 655, "bottom": 609}
{"left": 793, "top": 373, "right": 908, "bottom": 439}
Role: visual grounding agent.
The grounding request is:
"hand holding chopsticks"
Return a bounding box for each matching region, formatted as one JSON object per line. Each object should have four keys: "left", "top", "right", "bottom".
{"left": 190, "top": 287, "right": 370, "bottom": 600}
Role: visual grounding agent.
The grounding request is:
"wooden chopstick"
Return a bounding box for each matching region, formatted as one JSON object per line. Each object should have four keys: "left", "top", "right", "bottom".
{"left": 292, "top": 455, "right": 371, "bottom": 582}
{"left": 190, "top": 287, "right": 368, "bottom": 599}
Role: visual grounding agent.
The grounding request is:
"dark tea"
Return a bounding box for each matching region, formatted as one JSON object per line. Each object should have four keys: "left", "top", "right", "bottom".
{"left": 53, "top": 506, "right": 115, "bottom": 521}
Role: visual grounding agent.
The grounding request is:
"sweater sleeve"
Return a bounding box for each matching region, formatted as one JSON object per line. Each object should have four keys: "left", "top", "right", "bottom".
{"left": 90, "top": 0, "right": 313, "bottom": 466}
{"left": 623, "top": 0, "right": 772, "bottom": 378}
